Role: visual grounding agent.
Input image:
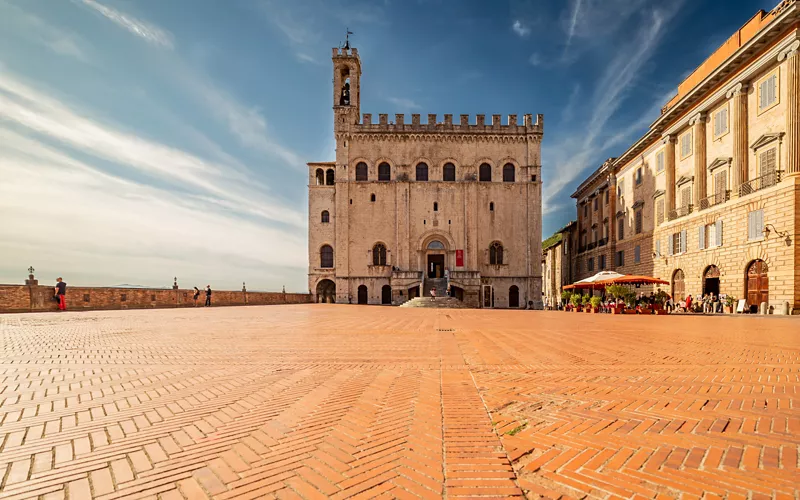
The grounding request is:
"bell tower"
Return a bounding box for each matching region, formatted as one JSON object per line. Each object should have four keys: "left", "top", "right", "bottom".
{"left": 332, "top": 42, "right": 361, "bottom": 131}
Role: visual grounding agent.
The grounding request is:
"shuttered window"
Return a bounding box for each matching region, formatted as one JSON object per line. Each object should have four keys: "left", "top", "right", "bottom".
{"left": 617, "top": 217, "right": 624, "bottom": 240}
{"left": 667, "top": 235, "right": 674, "bottom": 255}
{"left": 655, "top": 239, "right": 661, "bottom": 257}
{"left": 713, "top": 107, "right": 728, "bottom": 137}
{"left": 759, "top": 148, "right": 777, "bottom": 175}
{"left": 698, "top": 225, "right": 705, "bottom": 250}
{"left": 617, "top": 180, "right": 624, "bottom": 199}
{"left": 680, "top": 229, "right": 687, "bottom": 253}
{"left": 656, "top": 198, "right": 664, "bottom": 225}
{"left": 616, "top": 250, "right": 625, "bottom": 267}
{"left": 748, "top": 210, "right": 764, "bottom": 240}
{"left": 680, "top": 131, "right": 692, "bottom": 158}
{"left": 716, "top": 220, "right": 723, "bottom": 247}
{"left": 599, "top": 255, "right": 606, "bottom": 269}
{"left": 681, "top": 186, "right": 692, "bottom": 208}
{"left": 588, "top": 258, "right": 594, "bottom": 272}
{"left": 759, "top": 74, "right": 778, "bottom": 111}
{"left": 635, "top": 209, "right": 643, "bottom": 234}
{"left": 656, "top": 151, "right": 665, "bottom": 172}
{"left": 634, "top": 245, "right": 641, "bottom": 263}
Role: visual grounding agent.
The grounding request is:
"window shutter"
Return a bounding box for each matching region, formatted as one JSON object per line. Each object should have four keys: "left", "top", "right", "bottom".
{"left": 757, "top": 210, "right": 763, "bottom": 237}
{"left": 716, "top": 220, "right": 723, "bottom": 246}
{"left": 656, "top": 239, "right": 661, "bottom": 256}
{"left": 760, "top": 80, "right": 767, "bottom": 109}
{"left": 680, "top": 230, "right": 687, "bottom": 253}
{"left": 698, "top": 225, "right": 705, "bottom": 250}
{"left": 668, "top": 235, "right": 674, "bottom": 255}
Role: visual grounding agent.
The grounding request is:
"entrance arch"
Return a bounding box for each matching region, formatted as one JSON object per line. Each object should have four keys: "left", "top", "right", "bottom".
{"left": 703, "top": 265, "right": 720, "bottom": 296}
{"left": 357, "top": 285, "right": 368, "bottom": 304}
{"left": 672, "top": 269, "right": 685, "bottom": 301}
{"left": 381, "top": 285, "right": 392, "bottom": 305}
{"left": 509, "top": 285, "right": 520, "bottom": 308}
{"left": 316, "top": 279, "right": 336, "bottom": 303}
{"left": 746, "top": 260, "right": 768, "bottom": 312}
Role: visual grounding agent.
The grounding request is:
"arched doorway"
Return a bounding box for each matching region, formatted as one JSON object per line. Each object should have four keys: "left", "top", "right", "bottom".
{"left": 426, "top": 240, "right": 446, "bottom": 278}
{"left": 408, "top": 286, "right": 420, "bottom": 300}
{"left": 316, "top": 279, "right": 336, "bottom": 303}
{"left": 746, "top": 260, "right": 768, "bottom": 312}
{"left": 357, "top": 285, "right": 368, "bottom": 305}
{"left": 381, "top": 285, "right": 392, "bottom": 305}
{"left": 672, "top": 269, "right": 685, "bottom": 301}
{"left": 703, "top": 265, "right": 720, "bottom": 296}
{"left": 509, "top": 285, "right": 520, "bottom": 308}
{"left": 450, "top": 285, "right": 464, "bottom": 301}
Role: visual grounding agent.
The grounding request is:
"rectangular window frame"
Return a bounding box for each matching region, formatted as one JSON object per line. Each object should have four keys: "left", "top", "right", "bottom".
{"left": 588, "top": 257, "right": 594, "bottom": 272}
{"left": 634, "top": 209, "right": 643, "bottom": 235}
{"left": 758, "top": 147, "right": 778, "bottom": 177}
{"left": 713, "top": 103, "right": 729, "bottom": 140}
{"left": 747, "top": 209, "right": 764, "bottom": 241}
{"left": 656, "top": 150, "right": 665, "bottom": 173}
{"left": 634, "top": 245, "right": 641, "bottom": 264}
{"left": 635, "top": 167, "right": 642, "bottom": 185}
{"left": 617, "top": 217, "right": 624, "bottom": 240}
{"left": 757, "top": 68, "right": 780, "bottom": 115}
{"left": 656, "top": 198, "right": 665, "bottom": 226}
{"left": 680, "top": 130, "right": 693, "bottom": 159}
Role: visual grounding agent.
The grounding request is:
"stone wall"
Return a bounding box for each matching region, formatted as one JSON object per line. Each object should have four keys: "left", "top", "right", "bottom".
{"left": 0, "top": 285, "right": 311, "bottom": 314}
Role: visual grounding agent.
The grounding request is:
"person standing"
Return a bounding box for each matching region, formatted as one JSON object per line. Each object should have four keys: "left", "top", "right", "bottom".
{"left": 205, "top": 285, "right": 212, "bottom": 306}
{"left": 54, "top": 277, "right": 67, "bottom": 311}
{"left": 193, "top": 287, "right": 200, "bottom": 307}
{"left": 430, "top": 287, "right": 436, "bottom": 300}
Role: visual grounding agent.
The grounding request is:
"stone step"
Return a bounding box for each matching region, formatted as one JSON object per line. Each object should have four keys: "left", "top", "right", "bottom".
{"left": 399, "top": 297, "right": 471, "bottom": 309}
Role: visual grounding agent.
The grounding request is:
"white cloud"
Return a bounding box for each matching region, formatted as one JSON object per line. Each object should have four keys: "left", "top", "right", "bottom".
{"left": 0, "top": 3, "right": 90, "bottom": 62}
{"left": 528, "top": 53, "right": 543, "bottom": 67}
{"left": 0, "top": 131, "right": 306, "bottom": 290}
{"left": 78, "top": 0, "right": 174, "bottom": 49}
{"left": 544, "top": 4, "right": 682, "bottom": 207}
{"left": 0, "top": 70, "right": 304, "bottom": 228}
{"left": 563, "top": 0, "right": 583, "bottom": 56}
{"left": 387, "top": 97, "right": 422, "bottom": 110}
{"left": 512, "top": 20, "right": 531, "bottom": 38}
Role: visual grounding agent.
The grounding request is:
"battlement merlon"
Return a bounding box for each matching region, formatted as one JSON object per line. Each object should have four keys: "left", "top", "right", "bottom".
{"left": 348, "top": 113, "right": 543, "bottom": 135}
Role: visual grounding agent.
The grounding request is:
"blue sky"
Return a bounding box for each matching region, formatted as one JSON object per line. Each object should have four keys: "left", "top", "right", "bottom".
{"left": 0, "top": 0, "right": 777, "bottom": 291}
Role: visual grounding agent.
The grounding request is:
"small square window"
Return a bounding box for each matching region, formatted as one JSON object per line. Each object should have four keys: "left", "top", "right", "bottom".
{"left": 83, "top": 294, "right": 90, "bottom": 303}
{"left": 121, "top": 294, "right": 127, "bottom": 302}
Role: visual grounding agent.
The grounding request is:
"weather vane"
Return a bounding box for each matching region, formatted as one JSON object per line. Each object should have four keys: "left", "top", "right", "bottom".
{"left": 342, "top": 28, "right": 353, "bottom": 50}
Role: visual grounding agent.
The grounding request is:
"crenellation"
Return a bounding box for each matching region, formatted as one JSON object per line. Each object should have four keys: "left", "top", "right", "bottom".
{"left": 476, "top": 114, "right": 485, "bottom": 126}
{"left": 461, "top": 114, "right": 469, "bottom": 126}
{"left": 363, "top": 113, "right": 372, "bottom": 125}
{"left": 379, "top": 113, "right": 388, "bottom": 125}
{"left": 428, "top": 114, "right": 437, "bottom": 125}
{"left": 508, "top": 114, "right": 517, "bottom": 126}
{"left": 348, "top": 113, "right": 544, "bottom": 135}
{"left": 492, "top": 114, "right": 501, "bottom": 127}
{"left": 445, "top": 114, "right": 453, "bottom": 125}
{"left": 395, "top": 114, "right": 404, "bottom": 125}
{"left": 412, "top": 114, "right": 421, "bottom": 125}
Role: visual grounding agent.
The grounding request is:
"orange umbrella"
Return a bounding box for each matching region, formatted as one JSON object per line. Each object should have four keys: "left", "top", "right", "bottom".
{"left": 597, "top": 275, "right": 669, "bottom": 286}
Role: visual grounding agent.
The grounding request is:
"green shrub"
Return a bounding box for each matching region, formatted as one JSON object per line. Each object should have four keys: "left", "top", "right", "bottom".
{"left": 582, "top": 294, "right": 591, "bottom": 305}
{"left": 570, "top": 294, "right": 582, "bottom": 306}
{"left": 561, "top": 291, "right": 572, "bottom": 303}
{"left": 590, "top": 296, "right": 602, "bottom": 308}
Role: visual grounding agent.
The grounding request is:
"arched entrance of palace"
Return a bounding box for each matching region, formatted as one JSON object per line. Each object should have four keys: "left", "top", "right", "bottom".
{"left": 426, "top": 240, "right": 446, "bottom": 278}
{"left": 746, "top": 260, "right": 768, "bottom": 313}
{"left": 357, "top": 285, "right": 368, "bottom": 305}
{"left": 381, "top": 285, "right": 392, "bottom": 305}
{"left": 703, "top": 265, "right": 720, "bottom": 297}
{"left": 672, "top": 269, "right": 685, "bottom": 302}
{"left": 316, "top": 279, "right": 336, "bottom": 303}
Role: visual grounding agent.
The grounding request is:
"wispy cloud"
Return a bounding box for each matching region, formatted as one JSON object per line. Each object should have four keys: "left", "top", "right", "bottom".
{"left": 388, "top": 97, "right": 422, "bottom": 110}
{"left": 544, "top": 4, "right": 682, "bottom": 207}
{"left": 0, "top": 2, "right": 90, "bottom": 63}
{"left": 77, "top": 0, "right": 174, "bottom": 49}
{"left": 528, "top": 53, "right": 543, "bottom": 67}
{"left": 512, "top": 20, "right": 531, "bottom": 38}
{"left": 563, "top": 0, "right": 583, "bottom": 57}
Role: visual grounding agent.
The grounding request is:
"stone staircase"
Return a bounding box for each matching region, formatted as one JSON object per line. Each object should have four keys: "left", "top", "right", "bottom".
{"left": 423, "top": 277, "right": 448, "bottom": 298}
{"left": 399, "top": 297, "right": 471, "bottom": 309}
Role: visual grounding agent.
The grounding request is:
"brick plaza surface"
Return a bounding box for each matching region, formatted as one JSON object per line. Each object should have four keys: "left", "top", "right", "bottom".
{"left": 0, "top": 306, "right": 798, "bottom": 499}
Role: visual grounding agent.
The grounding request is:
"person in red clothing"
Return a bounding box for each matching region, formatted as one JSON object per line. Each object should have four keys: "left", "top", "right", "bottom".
{"left": 685, "top": 294, "right": 693, "bottom": 313}
{"left": 54, "top": 277, "right": 67, "bottom": 311}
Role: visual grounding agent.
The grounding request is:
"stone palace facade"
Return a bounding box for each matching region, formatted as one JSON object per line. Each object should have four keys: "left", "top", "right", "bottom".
{"left": 570, "top": 0, "right": 800, "bottom": 313}
{"left": 308, "top": 45, "right": 544, "bottom": 307}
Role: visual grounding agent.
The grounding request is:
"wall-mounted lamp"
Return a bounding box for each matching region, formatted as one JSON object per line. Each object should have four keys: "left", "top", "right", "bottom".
{"left": 763, "top": 224, "right": 792, "bottom": 246}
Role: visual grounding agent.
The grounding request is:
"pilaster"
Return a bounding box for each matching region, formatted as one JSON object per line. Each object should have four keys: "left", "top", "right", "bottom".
{"left": 779, "top": 41, "right": 800, "bottom": 176}
{"left": 690, "top": 112, "right": 707, "bottom": 206}
{"left": 662, "top": 135, "right": 677, "bottom": 212}
{"left": 726, "top": 82, "right": 750, "bottom": 195}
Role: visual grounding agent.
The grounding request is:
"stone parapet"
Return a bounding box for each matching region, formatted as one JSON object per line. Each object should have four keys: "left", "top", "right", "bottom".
{"left": 352, "top": 114, "right": 543, "bottom": 136}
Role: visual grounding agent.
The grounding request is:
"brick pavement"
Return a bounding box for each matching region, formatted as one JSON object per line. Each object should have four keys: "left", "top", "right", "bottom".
{"left": 0, "top": 306, "right": 798, "bottom": 499}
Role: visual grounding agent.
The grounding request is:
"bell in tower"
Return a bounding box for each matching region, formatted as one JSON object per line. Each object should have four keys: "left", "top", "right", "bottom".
{"left": 340, "top": 81, "right": 350, "bottom": 106}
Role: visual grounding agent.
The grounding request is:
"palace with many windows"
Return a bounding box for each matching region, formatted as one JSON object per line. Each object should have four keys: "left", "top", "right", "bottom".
{"left": 308, "top": 45, "right": 544, "bottom": 307}
{"left": 570, "top": 0, "right": 800, "bottom": 313}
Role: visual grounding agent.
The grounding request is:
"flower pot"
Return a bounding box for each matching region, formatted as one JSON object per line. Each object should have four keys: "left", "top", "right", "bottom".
{"left": 641, "top": 308, "right": 653, "bottom": 315}
{"left": 623, "top": 309, "right": 637, "bottom": 315}
{"left": 611, "top": 307, "right": 623, "bottom": 314}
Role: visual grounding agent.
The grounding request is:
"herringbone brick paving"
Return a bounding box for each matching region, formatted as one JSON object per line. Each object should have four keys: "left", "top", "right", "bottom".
{"left": 0, "top": 307, "right": 797, "bottom": 499}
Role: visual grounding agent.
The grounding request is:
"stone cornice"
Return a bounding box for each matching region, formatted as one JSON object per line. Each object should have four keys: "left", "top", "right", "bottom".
{"left": 750, "top": 132, "right": 785, "bottom": 150}
{"left": 707, "top": 157, "right": 733, "bottom": 171}
{"left": 676, "top": 175, "right": 695, "bottom": 187}
{"left": 652, "top": 189, "right": 665, "bottom": 199}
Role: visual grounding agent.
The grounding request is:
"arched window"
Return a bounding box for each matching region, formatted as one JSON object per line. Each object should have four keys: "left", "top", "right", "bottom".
{"left": 372, "top": 243, "right": 387, "bottom": 266}
{"left": 416, "top": 163, "right": 429, "bottom": 181}
{"left": 321, "top": 210, "right": 329, "bottom": 223}
{"left": 378, "top": 162, "right": 391, "bottom": 181}
{"left": 315, "top": 168, "right": 324, "bottom": 185}
{"left": 433, "top": 202, "right": 438, "bottom": 212}
{"left": 370, "top": 193, "right": 376, "bottom": 202}
{"left": 325, "top": 169, "right": 335, "bottom": 185}
{"left": 320, "top": 245, "right": 334, "bottom": 268}
{"left": 489, "top": 202, "right": 495, "bottom": 212}
{"left": 443, "top": 163, "right": 456, "bottom": 182}
{"left": 355, "top": 162, "right": 368, "bottom": 181}
{"left": 503, "top": 163, "right": 515, "bottom": 182}
{"left": 427, "top": 240, "right": 445, "bottom": 250}
{"left": 479, "top": 163, "right": 492, "bottom": 182}
{"left": 489, "top": 242, "right": 504, "bottom": 265}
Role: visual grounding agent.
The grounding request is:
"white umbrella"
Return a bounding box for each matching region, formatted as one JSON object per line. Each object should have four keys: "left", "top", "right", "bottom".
{"left": 565, "top": 271, "right": 625, "bottom": 290}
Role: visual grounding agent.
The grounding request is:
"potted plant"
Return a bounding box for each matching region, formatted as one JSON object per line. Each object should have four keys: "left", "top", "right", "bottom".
{"left": 652, "top": 289, "right": 669, "bottom": 315}
{"left": 622, "top": 289, "right": 637, "bottom": 314}
{"left": 582, "top": 294, "right": 592, "bottom": 313}
{"left": 590, "top": 295, "right": 601, "bottom": 313}
{"left": 561, "top": 291, "right": 572, "bottom": 311}
{"left": 725, "top": 295, "right": 737, "bottom": 314}
{"left": 605, "top": 285, "right": 627, "bottom": 314}
{"left": 570, "top": 293, "right": 582, "bottom": 312}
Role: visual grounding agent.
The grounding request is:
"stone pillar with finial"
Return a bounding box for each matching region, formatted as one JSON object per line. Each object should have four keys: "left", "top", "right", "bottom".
{"left": 25, "top": 266, "right": 38, "bottom": 286}
{"left": 173, "top": 277, "right": 179, "bottom": 290}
